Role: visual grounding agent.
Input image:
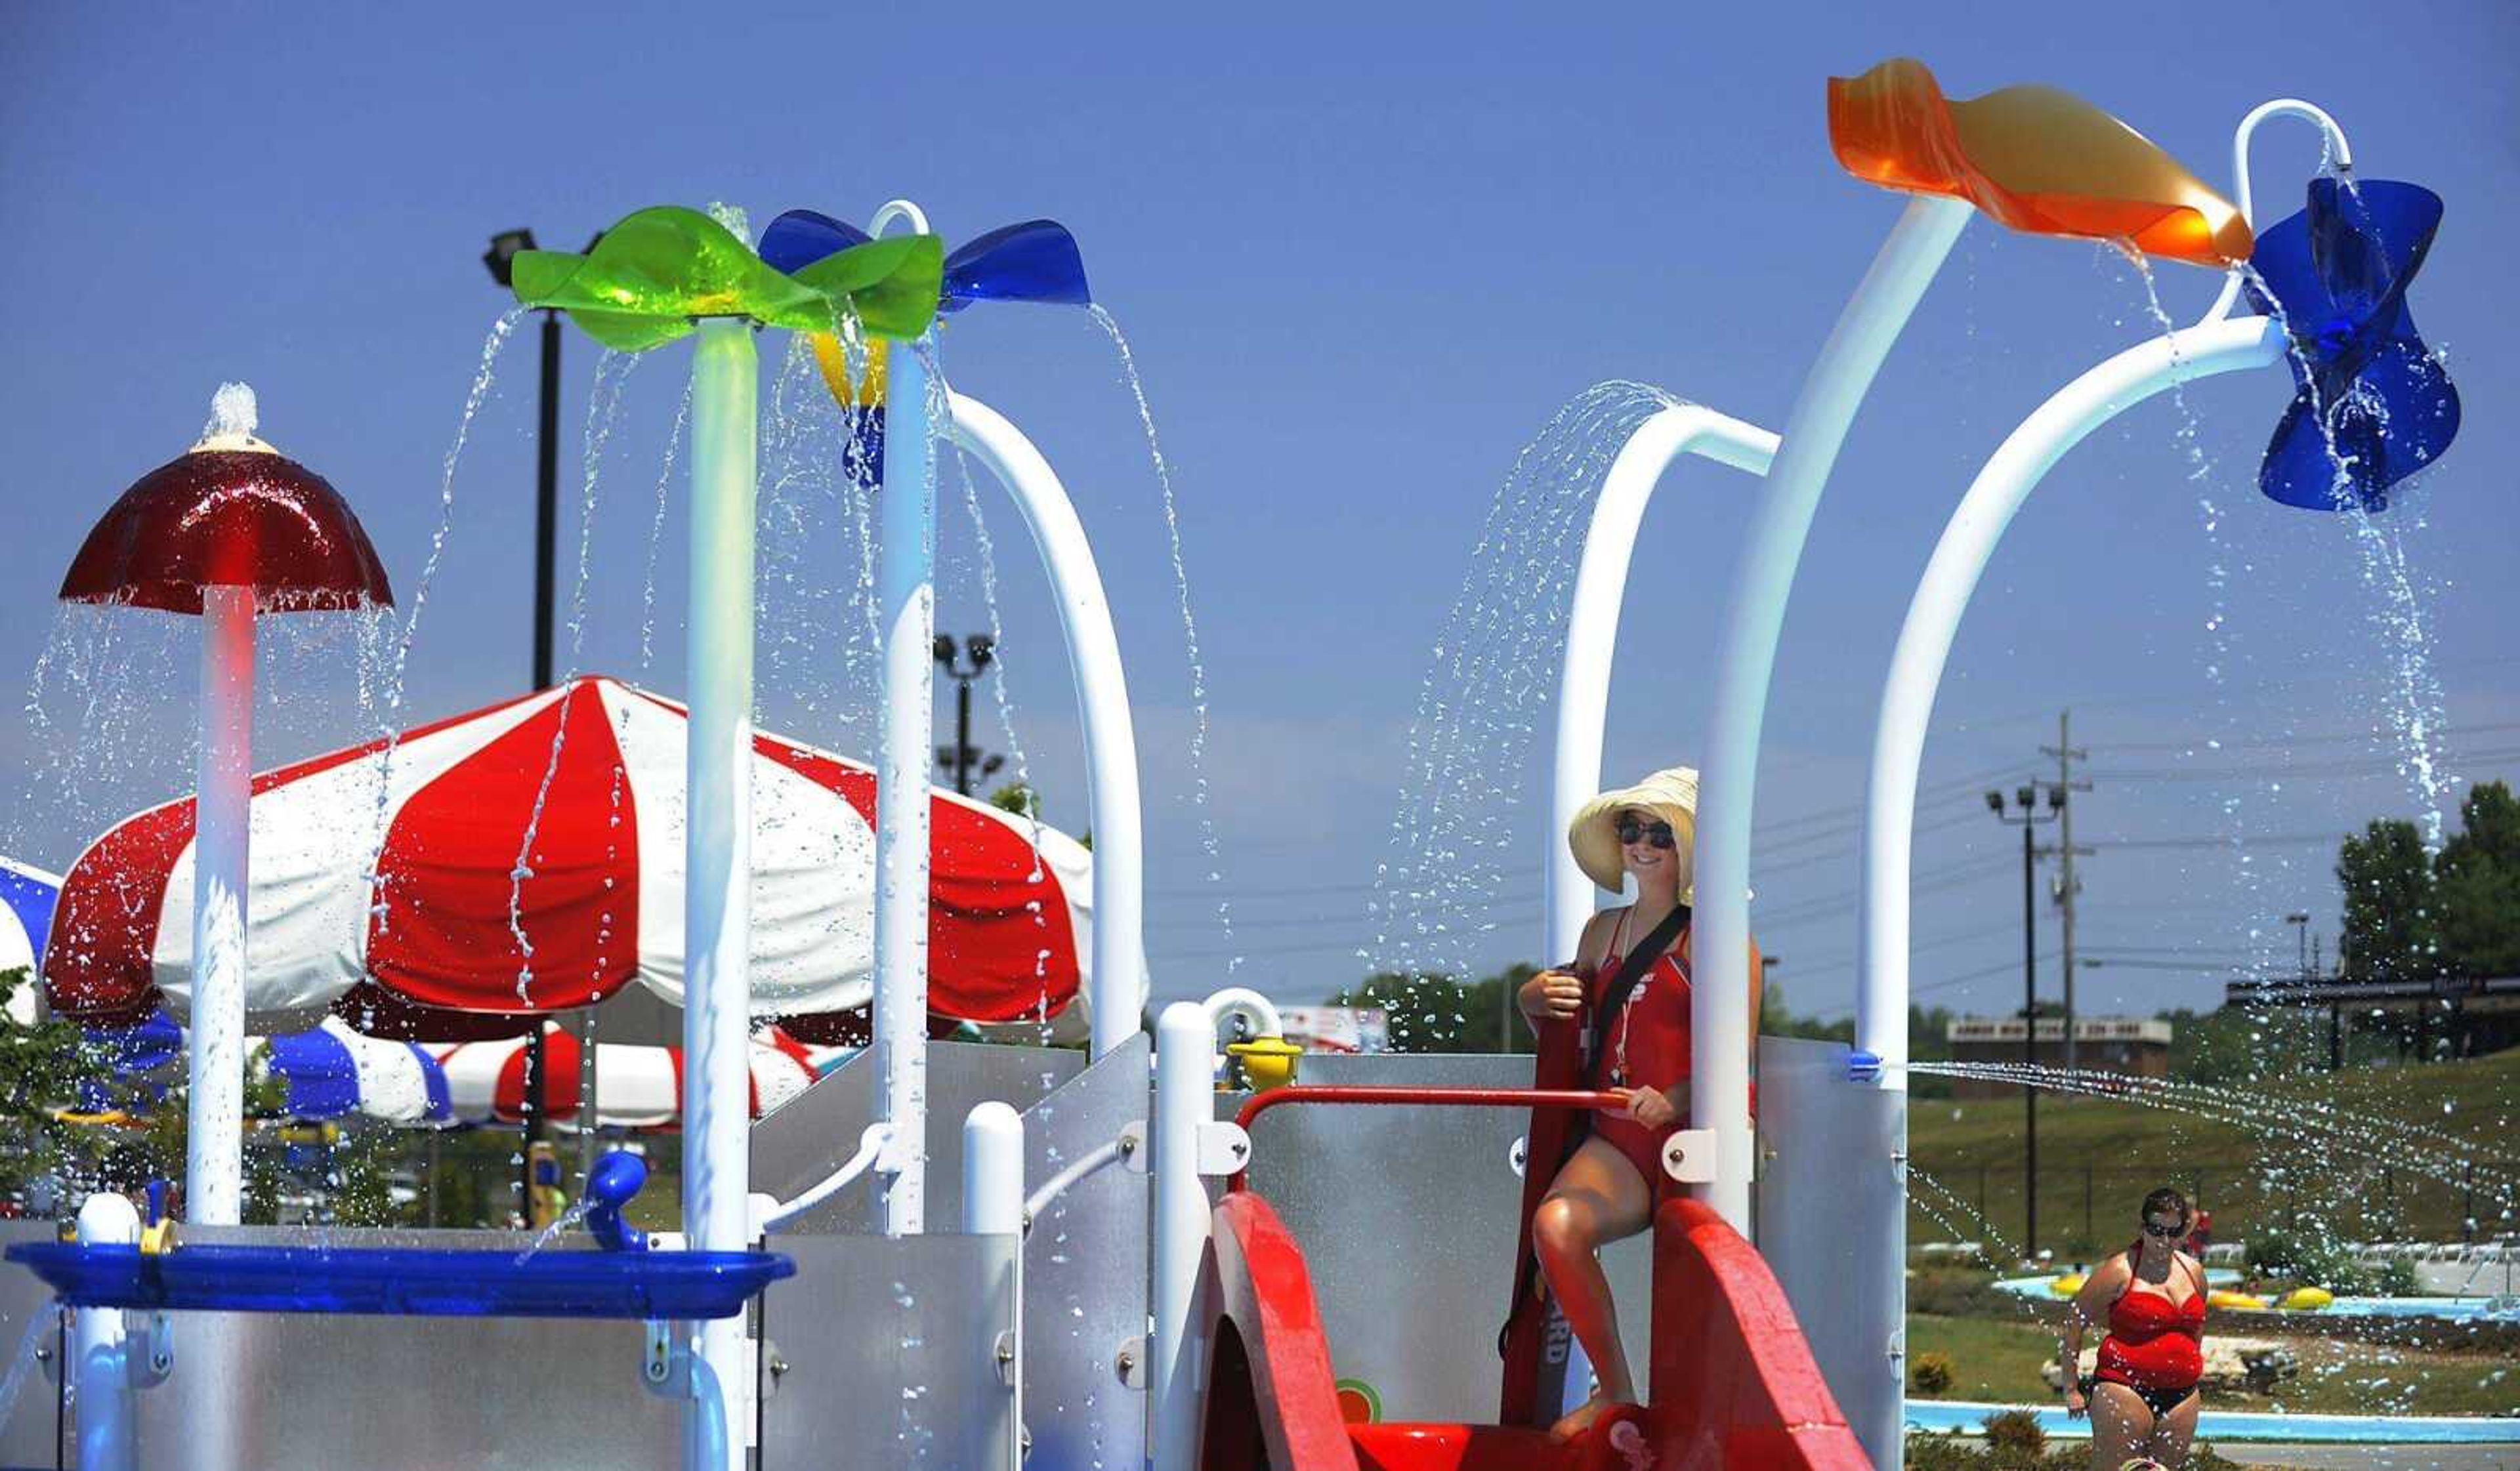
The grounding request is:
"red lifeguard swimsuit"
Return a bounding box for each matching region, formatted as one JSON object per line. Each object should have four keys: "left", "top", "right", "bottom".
{"left": 2095, "top": 1262, "right": 2206, "bottom": 1399}
{"left": 1586, "top": 908, "right": 1692, "bottom": 1187}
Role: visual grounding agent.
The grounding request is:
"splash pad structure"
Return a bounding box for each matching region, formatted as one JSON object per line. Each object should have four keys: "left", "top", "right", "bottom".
{"left": 0, "top": 57, "right": 2481, "bottom": 1471}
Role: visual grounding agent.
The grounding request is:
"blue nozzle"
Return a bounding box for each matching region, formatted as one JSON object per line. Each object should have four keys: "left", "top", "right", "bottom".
{"left": 144, "top": 1180, "right": 167, "bottom": 1226}
{"left": 583, "top": 1150, "right": 650, "bottom": 1253}
{"left": 1846, "top": 1049, "right": 1883, "bottom": 1084}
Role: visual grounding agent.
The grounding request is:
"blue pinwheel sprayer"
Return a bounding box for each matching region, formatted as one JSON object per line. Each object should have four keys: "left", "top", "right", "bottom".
{"left": 0, "top": 63, "right": 2493, "bottom": 1471}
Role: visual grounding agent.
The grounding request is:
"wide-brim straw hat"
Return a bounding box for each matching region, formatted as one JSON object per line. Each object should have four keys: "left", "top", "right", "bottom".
{"left": 1568, "top": 766, "right": 1700, "bottom": 900}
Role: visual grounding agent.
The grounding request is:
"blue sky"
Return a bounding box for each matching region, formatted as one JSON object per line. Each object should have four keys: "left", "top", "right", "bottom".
{"left": 4, "top": 2, "right": 2514, "bottom": 1023}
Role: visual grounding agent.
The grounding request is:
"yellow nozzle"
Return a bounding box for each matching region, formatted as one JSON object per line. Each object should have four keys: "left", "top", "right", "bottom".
{"left": 1226, "top": 1036, "right": 1303, "bottom": 1092}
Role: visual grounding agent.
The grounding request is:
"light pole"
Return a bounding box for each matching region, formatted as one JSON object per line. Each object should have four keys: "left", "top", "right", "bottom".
{"left": 933, "top": 632, "right": 1005, "bottom": 797}
{"left": 1986, "top": 783, "right": 2059, "bottom": 1260}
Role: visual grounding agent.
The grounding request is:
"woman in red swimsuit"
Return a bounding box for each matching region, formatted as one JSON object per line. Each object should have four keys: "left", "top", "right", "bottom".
{"left": 2063, "top": 1187, "right": 2209, "bottom": 1468}
{"left": 1515, "top": 766, "right": 1761, "bottom": 1441}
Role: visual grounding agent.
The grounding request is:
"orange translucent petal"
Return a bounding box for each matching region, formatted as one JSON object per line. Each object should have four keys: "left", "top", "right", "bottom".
{"left": 1828, "top": 58, "right": 2252, "bottom": 268}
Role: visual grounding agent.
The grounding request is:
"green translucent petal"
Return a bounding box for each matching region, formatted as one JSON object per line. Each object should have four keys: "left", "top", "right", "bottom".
{"left": 788, "top": 236, "right": 946, "bottom": 340}
{"left": 509, "top": 205, "right": 831, "bottom": 350}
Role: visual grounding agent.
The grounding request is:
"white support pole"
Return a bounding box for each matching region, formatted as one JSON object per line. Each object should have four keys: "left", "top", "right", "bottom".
{"left": 1692, "top": 194, "right": 1973, "bottom": 1232}
{"left": 1150, "top": 1003, "right": 1211, "bottom": 1471}
{"left": 73, "top": 1192, "right": 140, "bottom": 1471}
{"left": 682, "top": 314, "right": 758, "bottom": 1471}
{"left": 1857, "top": 314, "right": 2285, "bottom": 1066}
{"left": 965, "top": 1102, "right": 1026, "bottom": 1471}
{"left": 189, "top": 585, "right": 254, "bottom": 1228}
{"left": 875, "top": 335, "right": 936, "bottom": 1237}
{"left": 1841, "top": 313, "right": 2282, "bottom": 1470}
{"left": 944, "top": 394, "right": 1146, "bottom": 1058}
{"left": 1547, "top": 405, "right": 1778, "bottom": 963}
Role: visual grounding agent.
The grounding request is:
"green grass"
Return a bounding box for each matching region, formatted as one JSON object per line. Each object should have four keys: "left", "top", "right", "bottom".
{"left": 1904, "top": 1050, "right": 2519, "bottom": 1256}
{"left": 1906, "top": 1311, "right": 2520, "bottom": 1417}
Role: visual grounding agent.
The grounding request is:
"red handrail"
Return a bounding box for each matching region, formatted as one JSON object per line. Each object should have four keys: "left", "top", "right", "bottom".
{"left": 1225, "top": 1085, "right": 1628, "bottom": 1192}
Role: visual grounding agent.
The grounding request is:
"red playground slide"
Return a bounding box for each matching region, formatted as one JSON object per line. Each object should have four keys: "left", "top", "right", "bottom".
{"left": 1198, "top": 1102, "right": 1870, "bottom": 1469}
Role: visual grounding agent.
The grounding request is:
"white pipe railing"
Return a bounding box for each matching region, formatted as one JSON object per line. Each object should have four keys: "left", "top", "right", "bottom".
{"left": 1547, "top": 405, "right": 1778, "bottom": 963}
{"left": 1692, "top": 194, "right": 1975, "bottom": 1232}
{"left": 1148, "top": 1003, "right": 1211, "bottom": 1471}
{"left": 944, "top": 394, "right": 1147, "bottom": 1058}
{"left": 755, "top": 1124, "right": 891, "bottom": 1233}
{"left": 963, "top": 1102, "right": 1026, "bottom": 1471}
{"left": 1021, "top": 1126, "right": 1139, "bottom": 1226}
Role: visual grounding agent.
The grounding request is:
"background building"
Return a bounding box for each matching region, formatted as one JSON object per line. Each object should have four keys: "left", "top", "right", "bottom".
{"left": 1945, "top": 1016, "right": 2172, "bottom": 1098}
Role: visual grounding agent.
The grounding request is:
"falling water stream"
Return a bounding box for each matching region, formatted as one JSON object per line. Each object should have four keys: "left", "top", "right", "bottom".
{"left": 362, "top": 310, "right": 527, "bottom": 939}
{"left": 1367, "top": 381, "right": 1682, "bottom": 1044}
{"left": 1088, "top": 305, "right": 1237, "bottom": 972}
{"left": 509, "top": 348, "right": 639, "bottom": 1004}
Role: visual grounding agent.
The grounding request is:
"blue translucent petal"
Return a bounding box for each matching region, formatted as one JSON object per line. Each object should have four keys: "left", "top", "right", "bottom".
{"left": 940, "top": 220, "right": 1092, "bottom": 312}
{"left": 757, "top": 209, "right": 874, "bottom": 274}
{"left": 2246, "top": 179, "right": 2458, "bottom": 513}
{"left": 2258, "top": 332, "right": 2459, "bottom": 513}
{"left": 2308, "top": 179, "right": 2441, "bottom": 328}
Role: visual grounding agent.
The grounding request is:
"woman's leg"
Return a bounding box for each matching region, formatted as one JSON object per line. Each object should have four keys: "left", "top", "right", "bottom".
{"left": 1531, "top": 1136, "right": 1653, "bottom": 1437}
{"left": 2087, "top": 1382, "right": 2154, "bottom": 1470}
{"left": 2151, "top": 1390, "right": 2200, "bottom": 1466}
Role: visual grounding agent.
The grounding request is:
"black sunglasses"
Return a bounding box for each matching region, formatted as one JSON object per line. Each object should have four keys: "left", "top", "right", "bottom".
{"left": 2141, "top": 1220, "right": 2185, "bottom": 1239}
{"left": 1616, "top": 817, "right": 1677, "bottom": 849}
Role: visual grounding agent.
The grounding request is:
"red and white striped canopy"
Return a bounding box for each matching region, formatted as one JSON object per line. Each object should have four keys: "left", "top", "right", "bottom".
{"left": 432, "top": 1024, "right": 842, "bottom": 1130}
{"left": 43, "top": 676, "right": 1089, "bottom": 1031}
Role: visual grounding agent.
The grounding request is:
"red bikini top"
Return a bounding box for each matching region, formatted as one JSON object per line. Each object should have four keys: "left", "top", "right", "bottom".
{"left": 2107, "top": 1259, "right": 2206, "bottom": 1341}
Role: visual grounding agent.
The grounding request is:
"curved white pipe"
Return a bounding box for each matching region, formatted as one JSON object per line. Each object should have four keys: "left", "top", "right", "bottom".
{"left": 1694, "top": 194, "right": 1975, "bottom": 1232}
{"left": 2197, "top": 100, "right": 2355, "bottom": 326}
{"left": 1198, "top": 985, "right": 1282, "bottom": 1043}
{"left": 1547, "top": 405, "right": 1777, "bottom": 964}
{"left": 757, "top": 1123, "right": 890, "bottom": 1232}
{"left": 946, "top": 394, "right": 1148, "bottom": 1058}
{"left": 868, "top": 199, "right": 932, "bottom": 239}
{"left": 1855, "top": 314, "right": 2286, "bottom": 1071}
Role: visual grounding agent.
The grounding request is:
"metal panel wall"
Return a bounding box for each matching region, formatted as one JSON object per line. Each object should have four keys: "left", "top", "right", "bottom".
{"left": 0, "top": 1220, "right": 60, "bottom": 1471}
{"left": 1017, "top": 1035, "right": 1148, "bottom": 1471}
{"left": 751, "top": 1041, "right": 1082, "bottom": 1234}
{"left": 758, "top": 1231, "right": 1016, "bottom": 1470}
{"left": 123, "top": 1227, "right": 679, "bottom": 1471}
{"left": 1754, "top": 1035, "right": 1902, "bottom": 1468}
{"left": 1238, "top": 1052, "right": 1651, "bottom": 1424}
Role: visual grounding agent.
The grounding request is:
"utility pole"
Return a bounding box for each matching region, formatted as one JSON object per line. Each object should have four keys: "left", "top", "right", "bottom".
{"left": 1986, "top": 783, "right": 2059, "bottom": 1260}
{"left": 2042, "top": 711, "right": 2092, "bottom": 1072}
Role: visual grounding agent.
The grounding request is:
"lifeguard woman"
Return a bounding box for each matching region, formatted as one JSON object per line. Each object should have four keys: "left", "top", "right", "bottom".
{"left": 1515, "top": 766, "right": 1761, "bottom": 1440}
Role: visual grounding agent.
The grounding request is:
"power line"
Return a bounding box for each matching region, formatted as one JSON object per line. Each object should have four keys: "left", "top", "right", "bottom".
{"left": 2097, "top": 718, "right": 2520, "bottom": 754}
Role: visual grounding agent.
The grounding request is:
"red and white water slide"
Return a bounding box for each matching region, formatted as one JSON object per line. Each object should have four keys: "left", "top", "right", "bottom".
{"left": 1195, "top": 1082, "right": 1870, "bottom": 1470}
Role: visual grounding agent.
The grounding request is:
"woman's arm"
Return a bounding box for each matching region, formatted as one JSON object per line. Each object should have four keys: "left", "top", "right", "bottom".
{"left": 1518, "top": 909, "right": 1619, "bottom": 1024}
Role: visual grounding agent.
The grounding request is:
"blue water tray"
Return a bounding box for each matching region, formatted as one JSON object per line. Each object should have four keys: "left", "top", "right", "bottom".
{"left": 4, "top": 1241, "right": 793, "bottom": 1321}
